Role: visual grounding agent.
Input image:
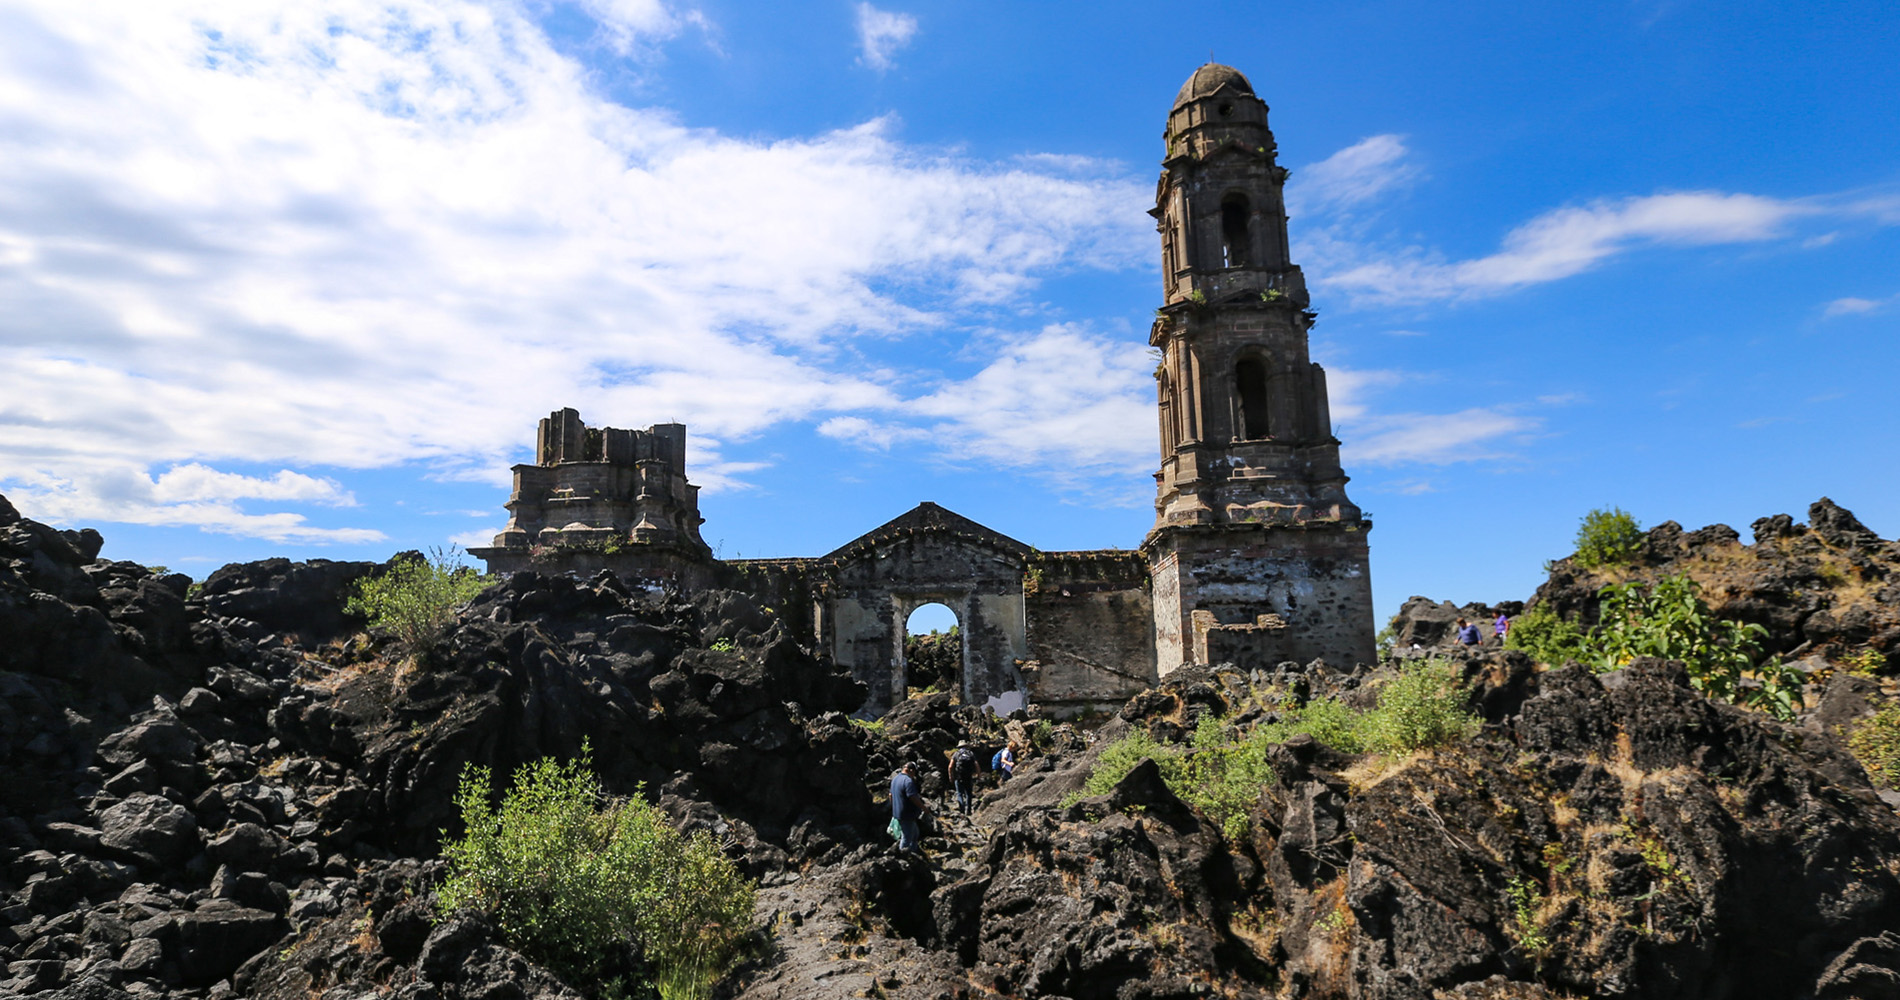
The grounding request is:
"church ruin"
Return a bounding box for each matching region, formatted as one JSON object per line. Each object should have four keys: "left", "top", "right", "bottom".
{"left": 471, "top": 64, "right": 1376, "bottom": 716}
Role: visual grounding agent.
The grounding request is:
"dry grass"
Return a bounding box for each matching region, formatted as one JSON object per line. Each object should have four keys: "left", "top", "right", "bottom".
{"left": 1301, "top": 874, "right": 1355, "bottom": 992}
{"left": 1340, "top": 749, "right": 1425, "bottom": 793}
{"left": 1222, "top": 902, "right": 1280, "bottom": 964}
{"left": 349, "top": 910, "right": 378, "bottom": 954}
{"left": 1550, "top": 794, "right": 1580, "bottom": 832}
{"left": 1603, "top": 731, "right": 1645, "bottom": 788}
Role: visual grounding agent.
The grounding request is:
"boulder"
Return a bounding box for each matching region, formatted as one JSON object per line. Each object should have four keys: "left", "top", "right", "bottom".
{"left": 173, "top": 898, "right": 283, "bottom": 986}
{"left": 206, "top": 822, "right": 284, "bottom": 872}
{"left": 97, "top": 793, "right": 198, "bottom": 867}
{"left": 96, "top": 715, "right": 203, "bottom": 791}
{"left": 198, "top": 557, "right": 380, "bottom": 646}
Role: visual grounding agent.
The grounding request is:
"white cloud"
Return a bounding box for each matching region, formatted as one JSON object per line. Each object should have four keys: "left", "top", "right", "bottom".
{"left": 1343, "top": 408, "right": 1541, "bottom": 466}
{"left": 1284, "top": 137, "right": 1877, "bottom": 306}
{"left": 855, "top": 3, "right": 917, "bottom": 72}
{"left": 818, "top": 416, "right": 930, "bottom": 451}
{"left": 1287, "top": 134, "right": 1419, "bottom": 214}
{"left": 1321, "top": 191, "right": 1802, "bottom": 303}
{"left": 816, "top": 325, "right": 1156, "bottom": 499}
{"left": 0, "top": 0, "right": 1148, "bottom": 538}
{"left": 1823, "top": 294, "right": 1894, "bottom": 318}
{"left": 8, "top": 463, "right": 385, "bottom": 544}
{"left": 448, "top": 526, "right": 503, "bottom": 549}
{"left": 151, "top": 465, "right": 355, "bottom": 506}
{"left": 909, "top": 325, "right": 1156, "bottom": 478}
{"left": 576, "top": 0, "right": 682, "bottom": 50}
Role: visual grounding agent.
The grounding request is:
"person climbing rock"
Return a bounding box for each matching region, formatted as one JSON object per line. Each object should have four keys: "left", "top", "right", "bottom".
{"left": 949, "top": 741, "right": 979, "bottom": 815}
{"left": 997, "top": 742, "right": 1018, "bottom": 781}
{"left": 1455, "top": 617, "right": 1481, "bottom": 646}
{"left": 890, "top": 761, "right": 926, "bottom": 852}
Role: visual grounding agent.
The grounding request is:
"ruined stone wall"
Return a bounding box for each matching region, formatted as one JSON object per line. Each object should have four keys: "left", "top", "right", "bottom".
{"left": 824, "top": 531, "right": 1028, "bottom": 717}
{"left": 1023, "top": 551, "right": 1156, "bottom": 716}
{"left": 718, "top": 558, "right": 825, "bottom": 651}
{"left": 1149, "top": 521, "right": 1373, "bottom": 674}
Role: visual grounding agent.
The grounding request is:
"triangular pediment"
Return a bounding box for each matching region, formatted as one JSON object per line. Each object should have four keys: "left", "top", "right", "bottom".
{"left": 823, "top": 501, "right": 1032, "bottom": 562}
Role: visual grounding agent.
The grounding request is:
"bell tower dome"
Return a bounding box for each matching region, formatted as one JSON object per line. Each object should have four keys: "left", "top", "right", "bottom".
{"left": 1143, "top": 64, "right": 1375, "bottom": 675}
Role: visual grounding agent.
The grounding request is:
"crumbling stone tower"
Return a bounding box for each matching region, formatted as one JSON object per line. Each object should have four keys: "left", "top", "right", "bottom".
{"left": 1142, "top": 64, "right": 1376, "bottom": 674}
{"left": 470, "top": 408, "right": 714, "bottom": 585}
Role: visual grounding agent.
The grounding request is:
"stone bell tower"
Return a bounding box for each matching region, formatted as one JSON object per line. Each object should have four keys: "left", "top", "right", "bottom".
{"left": 1142, "top": 64, "right": 1376, "bottom": 674}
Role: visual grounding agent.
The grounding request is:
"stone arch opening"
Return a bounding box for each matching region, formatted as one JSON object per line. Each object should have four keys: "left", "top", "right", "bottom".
{"left": 1236, "top": 355, "right": 1271, "bottom": 439}
{"left": 903, "top": 602, "right": 962, "bottom": 702}
{"left": 1221, "top": 192, "right": 1251, "bottom": 268}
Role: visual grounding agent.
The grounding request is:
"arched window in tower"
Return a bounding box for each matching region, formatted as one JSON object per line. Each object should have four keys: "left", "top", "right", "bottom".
{"left": 1157, "top": 369, "right": 1176, "bottom": 453}
{"left": 1221, "top": 193, "right": 1251, "bottom": 268}
{"left": 1236, "top": 357, "right": 1270, "bottom": 439}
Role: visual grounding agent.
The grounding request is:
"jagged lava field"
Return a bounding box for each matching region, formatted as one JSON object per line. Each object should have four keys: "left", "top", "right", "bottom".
{"left": 3, "top": 490, "right": 1900, "bottom": 1000}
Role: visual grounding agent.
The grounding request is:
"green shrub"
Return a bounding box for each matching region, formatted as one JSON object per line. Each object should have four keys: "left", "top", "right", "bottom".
{"left": 344, "top": 547, "right": 489, "bottom": 661}
{"left": 1505, "top": 604, "right": 1588, "bottom": 667}
{"left": 1177, "top": 740, "right": 1274, "bottom": 839}
{"left": 437, "top": 748, "right": 756, "bottom": 999}
{"left": 1505, "top": 875, "right": 1550, "bottom": 961}
{"left": 1574, "top": 506, "right": 1645, "bottom": 569}
{"left": 1358, "top": 659, "right": 1480, "bottom": 755}
{"left": 1849, "top": 702, "right": 1900, "bottom": 789}
{"left": 1595, "top": 574, "right": 1802, "bottom": 719}
{"left": 1077, "top": 728, "right": 1177, "bottom": 799}
{"left": 1251, "top": 696, "right": 1366, "bottom": 754}
{"left": 1074, "top": 661, "right": 1479, "bottom": 835}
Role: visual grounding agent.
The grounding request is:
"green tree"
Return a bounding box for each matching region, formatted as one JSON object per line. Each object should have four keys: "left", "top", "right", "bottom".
{"left": 343, "top": 547, "right": 488, "bottom": 661}
{"left": 437, "top": 748, "right": 756, "bottom": 999}
{"left": 1574, "top": 506, "right": 1645, "bottom": 569}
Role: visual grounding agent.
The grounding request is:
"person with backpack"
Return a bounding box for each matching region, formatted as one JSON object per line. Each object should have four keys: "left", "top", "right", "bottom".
{"left": 889, "top": 762, "right": 926, "bottom": 853}
{"left": 948, "top": 741, "right": 979, "bottom": 816}
{"left": 992, "top": 742, "right": 1017, "bottom": 781}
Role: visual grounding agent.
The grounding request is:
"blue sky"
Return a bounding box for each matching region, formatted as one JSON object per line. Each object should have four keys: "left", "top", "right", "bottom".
{"left": 1, "top": 0, "right": 1895, "bottom": 628}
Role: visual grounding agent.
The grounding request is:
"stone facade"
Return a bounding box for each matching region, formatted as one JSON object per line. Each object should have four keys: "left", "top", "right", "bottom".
{"left": 473, "top": 64, "right": 1375, "bottom": 713}
{"left": 1142, "top": 64, "right": 1376, "bottom": 675}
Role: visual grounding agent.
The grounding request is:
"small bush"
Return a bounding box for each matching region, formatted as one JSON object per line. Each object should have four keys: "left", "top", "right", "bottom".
{"left": 1358, "top": 659, "right": 1480, "bottom": 755}
{"left": 1505, "top": 604, "right": 1588, "bottom": 667}
{"left": 345, "top": 547, "right": 488, "bottom": 661}
{"left": 1849, "top": 702, "right": 1900, "bottom": 789}
{"left": 1595, "top": 574, "right": 1802, "bottom": 718}
{"left": 437, "top": 748, "right": 756, "bottom": 999}
{"left": 1842, "top": 647, "right": 1887, "bottom": 676}
{"left": 1077, "top": 728, "right": 1177, "bottom": 799}
{"left": 1252, "top": 697, "right": 1366, "bottom": 754}
{"left": 1505, "top": 875, "right": 1550, "bottom": 960}
{"left": 1574, "top": 506, "right": 1645, "bottom": 569}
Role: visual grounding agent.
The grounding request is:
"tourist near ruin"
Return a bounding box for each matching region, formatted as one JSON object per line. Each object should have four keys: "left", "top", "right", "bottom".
{"left": 2, "top": 64, "right": 1899, "bottom": 1000}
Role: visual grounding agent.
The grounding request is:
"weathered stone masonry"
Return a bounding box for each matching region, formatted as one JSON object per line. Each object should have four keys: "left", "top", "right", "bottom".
{"left": 473, "top": 64, "right": 1374, "bottom": 713}
{"left": 1142, "top": 63, "right": 1376, "bottom": 675}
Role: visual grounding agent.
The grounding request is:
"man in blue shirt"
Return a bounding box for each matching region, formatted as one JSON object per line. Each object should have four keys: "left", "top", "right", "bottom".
{"left": 890, "top": 762, "right": 925, "bottom": 852}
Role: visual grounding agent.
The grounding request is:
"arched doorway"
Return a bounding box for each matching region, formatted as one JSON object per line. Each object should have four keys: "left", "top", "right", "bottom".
{"left": 903, "top": 602, "right": 962, "bottom": 702}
